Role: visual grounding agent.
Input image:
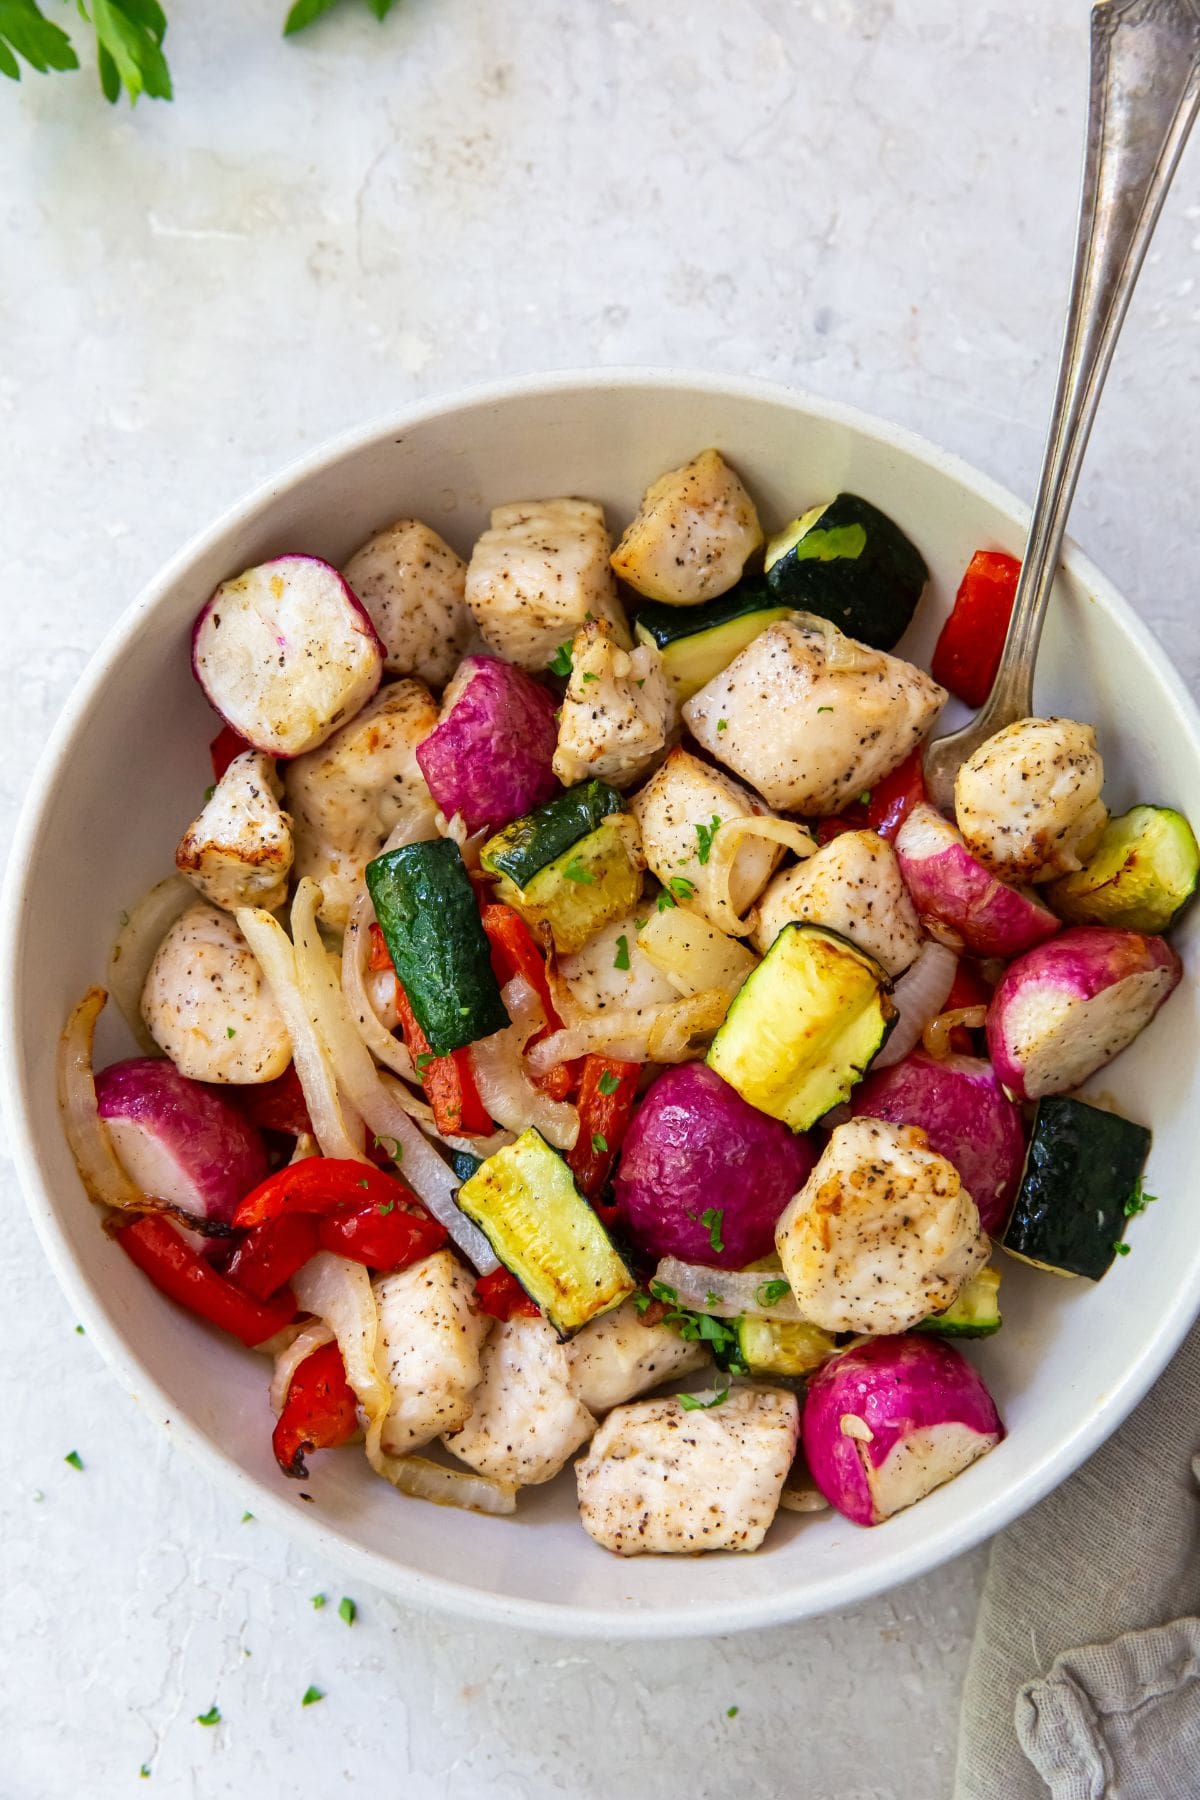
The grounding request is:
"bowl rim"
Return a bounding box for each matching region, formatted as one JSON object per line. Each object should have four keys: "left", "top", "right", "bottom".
{"left": 6, "top": 364, "right": 1200, "bottom": 1639}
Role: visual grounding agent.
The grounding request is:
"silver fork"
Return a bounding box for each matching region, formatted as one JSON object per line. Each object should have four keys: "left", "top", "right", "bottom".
{"left": 923, "top": 0, "right": 1200, "bottom": 814}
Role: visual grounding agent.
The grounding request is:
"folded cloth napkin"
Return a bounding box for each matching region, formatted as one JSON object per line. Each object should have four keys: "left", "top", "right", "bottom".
{"left": 954, "top": 1317, "right": 1200, "bottom": 1798}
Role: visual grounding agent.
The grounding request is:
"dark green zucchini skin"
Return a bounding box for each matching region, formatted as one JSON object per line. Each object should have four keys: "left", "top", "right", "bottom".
{"left": 365, "top": 838, "right": 509, "bottom": 1056}
{"left": 633, "top": 579, "right": 785, "bottom": 651}
{"left": 450, "top": 1149, "right": 484, "bottom": 1186}
{"left": 764, "top": 492, "right": 928, "bottom": 649}
{"left": 480, "top": 780, "right": 624, "bottom": 890}
{"left": 1003, "top": 1096, "right": 1151, "bottom": 1280}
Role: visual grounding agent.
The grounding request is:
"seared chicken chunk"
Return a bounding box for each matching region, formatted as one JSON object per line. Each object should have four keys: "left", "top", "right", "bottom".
{"left": 576, "top": 1386, "right": 799, "bottom": 1555}
{"left": 611, "top": 449, "right": 763, "bottom": 604}
{"left": 552, "top": 620, "right": 674, "bottom": 790}
{"left": 141, "top": 902, "right": 291, "bottom": 1083}
{"left": 343, "top": 518, "right": 474, "bottom": 691}
{"left": 751, "top": 830, "right": 922, "bottom": 975}
{"left": 175, "top": 750, "right": 293, "bottom": 913}
{"left": 684, "top": 618, "right": 946, "bottom": 815}
{"left": 557, "top": 910, "right": 679, "bottom": 1015}
{"left": 373, "top": 1252, "right": 492, "bottom": 1456}
{"left": 776, "top": 1117, "right": 988, "bottom": 1335}
{"left": 443, "top": 1316, "right": 596, "bottom": 1487}
{"left": 465, "top": 498, "right": 630, "bottom": 673}
{"left": 566, "top": 1300, "right": 710, "bottom": 1414}
{"left": 631, "top": 748, "right": 792, "bottom": 933}
{"left": 285, "top": 679, "right": 438, "bottom": 930}
{"left": 954, "top": 717, "right": 1107, "bottom": 883}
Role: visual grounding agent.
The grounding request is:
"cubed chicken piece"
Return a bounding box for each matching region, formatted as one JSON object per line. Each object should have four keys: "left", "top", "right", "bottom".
{"left": 556, "top": 909, "right": 679, "bottom": 1015}
{"left": 284, "top": 679, "right": 438, "bottom": 930}
{"left": 442, "top": 1316, "right": 596, "bottom": 1487}
{"left": 631, "top": 747, "right": 787, "bottom": 934}
{"left": 373, "top": 1252, "right": 493, "bottom": 1456}
{"left": 566, "top": 1299, "right": 710, "bottom": 1414}
{"left": 552, "top": 620, "right": 675, "bottom": 790}
{"left": 611, "top": 449, "right": 763, "bottom": 604}
{"left": 576, "top": 1386, "right": 799, "bottom": 1555}
{"left": 465, "top": 498, "right": 630, "bottom": 673}
{"left": 141, "top": 902, "right": 292, "bottom": 1083}
{"left": 342, "top": 518, "right": 474, "bottom": 691}
{"left": 751, "top": 830, "right": 922, "bottom": 976}
{"left": 954, "top": 717, "right": 1107, "bottom": 884}
{"left": 175, "top": 750, "right": 293, "bottom": 913}
{"left": 775, "top": 1117, "right": 989, "bottom": 1336}
{"left": 684, "top": 619, "right": 946, "bottom": 816}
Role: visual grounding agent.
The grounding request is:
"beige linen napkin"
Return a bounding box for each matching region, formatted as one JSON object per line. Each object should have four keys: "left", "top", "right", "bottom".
{"left": 955, "top": 1319, "right": 1200, "bottom": 1798}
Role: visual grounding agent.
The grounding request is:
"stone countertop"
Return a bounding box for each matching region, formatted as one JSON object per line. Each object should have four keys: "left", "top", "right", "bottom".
{"left": 2, "top": 2, "right": 1197, "bottom": 1794}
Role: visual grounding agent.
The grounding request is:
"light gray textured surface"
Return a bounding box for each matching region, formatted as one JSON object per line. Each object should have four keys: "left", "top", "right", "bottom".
{"left": 1, "top": 2, "right": 1196, "bottom": 1795}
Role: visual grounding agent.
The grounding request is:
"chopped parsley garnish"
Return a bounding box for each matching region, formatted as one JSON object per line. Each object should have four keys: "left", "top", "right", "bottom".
{"left": 755, "top": 1278, "right": 791, "bottom": 1307}
{"left": 203, "top": 785, "right": 216, "bottom": 802}
{"left": 858, "top": 790, "right": 871, "bottom": 806}
{"left": 716, "top": 718, "right": 728, "bottom": 732}
{"left": 648, "top": 1282, "right": 743, "bottom": 1365}
{"left": 597, "top": 1069, "right": 621, "bottom": 1096}
{"left": 634, "top": 916, "right": 648, "bottom": 931}
{"left": 678, "top": 1388, "right": 729, "bottom": 1411}
{"left": 705, "top": 1289, "right": 721, "bottom": 1307}
{"left": 1124, "top": 1178, "right": 1158, "bottom": 1217}
{"left": 727, "top": 1706, "right": 739, "bottom": 1718}
{"left": 656, "top": 888, "right": 677, "bottom": 913}
{"left": 226, "top": 1026, "right": 237, "bottom": 1039}
{"left": 591, "top": 1132, "right": 608, "bottom": 1155}
{"left": 694, "top": 816, "right": 722, "bottom": 865}
{"left": 700, "top": 1207, "right": 724, "bottom": 1253}
{"left": 612, "top": 935, "right": 631, "bottom": 972}
{"left": 64, "top": 1450, "right": 83, "bottom": 1471}
{"left": 817, "top": 705, "right": 833, "bottom": 714}
{"left": 581, "top": 671, "right": 599, "bottom": 683}
{"left": 1113, "top": 1241, "right": 1132, "bottom": 1256}
{"left": 301, "top": 1685, "right": 324, "bottom": 1707}
{"left": 241, "top": 1511, "right": 254, "bottom": 1523}
{"left": 563, "top": 857, "right": 594, "bottom": 884}
{"left": 668, "top": 876, "right": 695, "bottom": 901}
{"left": 414, "top": 1052, "right": 434, "bottom": 1075}
{"left": 338, "top": 1596, "right": 357, "bottom": 1626}
{"left": 195, "top": 1706, "right": 221, "bottom": 1727}
{"left": 372, "top": 1135, "right": 403, "bottom": 1161}
{"left": 356, "top": 1177, "right": 370, "bottom": 1189}
{"left": 546, "top": 641, "right": 574, "bottom": 677}
{"left": 140, "top": 1766, "right": 151, "bottom": 1779}
{"left": 377, "top": 1199, "right": 396, "bottom": 1216}
{"left": 74, "top": 1324, "right": 84, "bottom": 1334}
{"left": 635, "top": 677, "right": 646, "bottom": 689}
{"left": 310, "top": 1593, "right": 326, "bottom": 1610}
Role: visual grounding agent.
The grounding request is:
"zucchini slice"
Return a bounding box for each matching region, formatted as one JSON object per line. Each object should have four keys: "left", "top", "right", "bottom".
{"left": 457, "top": 1128, "right": 635, "bottom": 1335}
{"left": 734, "top": 1316, "right": 837, "bottom": 1376}
{"left": 763, "top": 492, "right": 928, "bottom": 649}
{"left": 913, "top": 1266, "right": 1002, "bottom": 1338}
{"left": 1002, "top": 1096, "right": 1152, "bottom": 1281}
{"left": 487, "top": 815, "right": 644, "bottom": 955}
{"left": 707, "top": 923, "right": 895, "bottom": 1131}
{"left": 633, "top": 581, "right": 793, "bottom": 701}
{"left": 479, "top": 780, "right": 625, "bottom": 892}
{"left": 1047, "top": 804, "right": 1200, "bottom": 933}
{"left": 365, "top": 838, "right": 509, "bottom": 1056}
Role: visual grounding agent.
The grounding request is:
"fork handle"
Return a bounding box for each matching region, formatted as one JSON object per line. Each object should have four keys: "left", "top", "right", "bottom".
{"left": 978, "top": 0, "right": 1200, "bottom": 729}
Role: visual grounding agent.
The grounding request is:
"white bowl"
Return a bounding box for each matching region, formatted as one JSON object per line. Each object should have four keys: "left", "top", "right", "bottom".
{"left": 5, "top": 370, "right": 1199, "bottom": 1638}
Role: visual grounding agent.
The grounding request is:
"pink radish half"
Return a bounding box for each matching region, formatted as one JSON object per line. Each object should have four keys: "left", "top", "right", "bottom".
{"left": 416, "top": 655, "right": 559, "bottom": 832}
{"left": 192, "top": 555, "right": 384, "bottom": 758}
{"left": 896, "top": 803, "right": 1060, "bottom": 957}
{"left": 986, "top": 924, "right": 1182, "bottom": 1101}
{"left": 802, "top": 1335, "right": 1003, "bottom": 1527}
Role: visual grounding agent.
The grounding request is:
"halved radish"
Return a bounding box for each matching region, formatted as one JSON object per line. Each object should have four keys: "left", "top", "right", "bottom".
{"left": 895, "top": 802, "right": 1060, "bottom": 957}
{"left": 986, "top": 924, "right": 1182, "bottom": 1101}
{"left": 192, "top": 555, "right": 384, "bottom": 758}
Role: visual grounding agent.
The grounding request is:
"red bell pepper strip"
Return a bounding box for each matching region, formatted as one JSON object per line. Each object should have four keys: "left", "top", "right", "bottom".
{"left": 317, "top": 1201, "right": 447, "bottom": 1270}
{"left": 931, "top": 549, "right": 1021, "bottom": 707}
{"left": 272, "top": 1340, "right": 358, "bottom": 1479}
{"left": 816, "top": 800, "right": 870, "bottom": 845}
{"left": 479, "top": 902, "right": 579, "bottom": 1097}
{"left": 392, "top": 982, "right": 494, "bottom": 1137}
{"left": 209, "top": 723, "right": 252, "bottom": 782}
{"left": 474, "top": 1266, "right": 541, "bottom": 1321}
{"left": 367, "top": 922, "right": 393, "bottom": 973}
{"left": 116, "top": 1213, "right": 296, "bottom": 1347}
{"left": 233, "top": 1158, "right": 418, "bottom": 1229}
{"left": 225, "top": 1212, "right": 321, "bottom": 1301}
{"left": 229, "top": 1065, "right": 313, "bottom": 1137}
{"left": 567, "top": 1055, "right": 641, "bottom": 1218}
{"left": 866, "top": 746, "right": 928, "bottom": 843}
{"left": 942, "top": 957, "right": 994, "bottom": 1053}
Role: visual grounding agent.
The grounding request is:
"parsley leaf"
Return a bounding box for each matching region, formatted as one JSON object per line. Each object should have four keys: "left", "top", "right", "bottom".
{"left": 64, "top": 1449, "right": 83, "bottom": 1470}
{"left": 356, "top": 1177, "right": 370, "bottom": 1189}
{"left": 1124, "top": 1178, "right": 1158, "bottom": 1217}
{"left": 372, "top": 1134, "right": 403, "bottom": 1161}
{"left": 284, "top": 0, "right": 398, "bottom": 33}
{"left": 0, "top": 1, "right": 79, "bottom": 82}
{"left": 1113, "top": 1241, "right": 1132, "bottom": 1256}
{"left": 310, "top": 1593, "right": 326, "bottom": 1609}
{"left": 545, "top": 640, "right": 574, "bottom": 677}
{"left": 817, "top": 705, "right": 834, "bottom": 714}
{"left": 414, "top": 1052, "right": 433, "bottom": 1075}
{"left": 591, "top": 1132, "right": 608, "bottom": 1155}
{"left": 226, "top": 1026, "right": 237, "bottom": 1039}
{"left": 612, "top": 934, "right": 631, "bottom": 972}
{"left": 563, "top": 857, "right": 594, "bottom": 885}
{"left": 668, "top": 876, "right": 695, "bottom": 901}
{"left": 85, "top": 0, "right": 172, "bottom": 105}
{"left": 857, "top": 790, "right": 871, "bottom": 806}
{"left": 338, "top": 1596, "right": 357, "bottom": 1625}
{"left": 377, "top": 1199, "right": 395, "bottom": 1216}
{"left": 139, "top": 1766, "right": 151, "bottom": 1779}
{"left": 597, "top": 1069, "right": 621, "bottom": 1096}
{"left": 716, "top": 718, "right": 728, "bottom": 733}
{"left": 195, "top": 1705, "right": 220, "bottom": 1727}
{"left": 694, "top": 815, "right": 722, "bottom": 866}
{"left": 241, "top": 1510, "right": 254, "bottom": 1523}
{"left": 755, "top": 1278, "right": 790, "bottom": 1307}
{"left": 726, "top": 1706, "right": 739, "bottom": 1718}
{"left": 655, "top": 888, "right": 676, "bottom": 913}
{"left": 678, "top": 1388, "right": 729, "bottom": 1411}
{"left": 301, "top": 1685, "right": 324, "bottom": 1707}
{"left": 699, "top": 1207, "right": 724, "bottom": 1253}
{"left": 581, "top": 670, "right": 599, "bottom": 683}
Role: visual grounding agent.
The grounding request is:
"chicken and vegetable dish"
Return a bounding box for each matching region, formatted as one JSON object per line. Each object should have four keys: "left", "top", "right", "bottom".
{"left": 60, "top": 447, "right": 1196, "bottom": 1552}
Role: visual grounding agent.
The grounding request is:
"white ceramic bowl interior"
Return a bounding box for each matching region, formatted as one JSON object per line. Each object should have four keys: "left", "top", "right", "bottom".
{"left": 6, "top": 370, "right": 1200, "bottom": 1638}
